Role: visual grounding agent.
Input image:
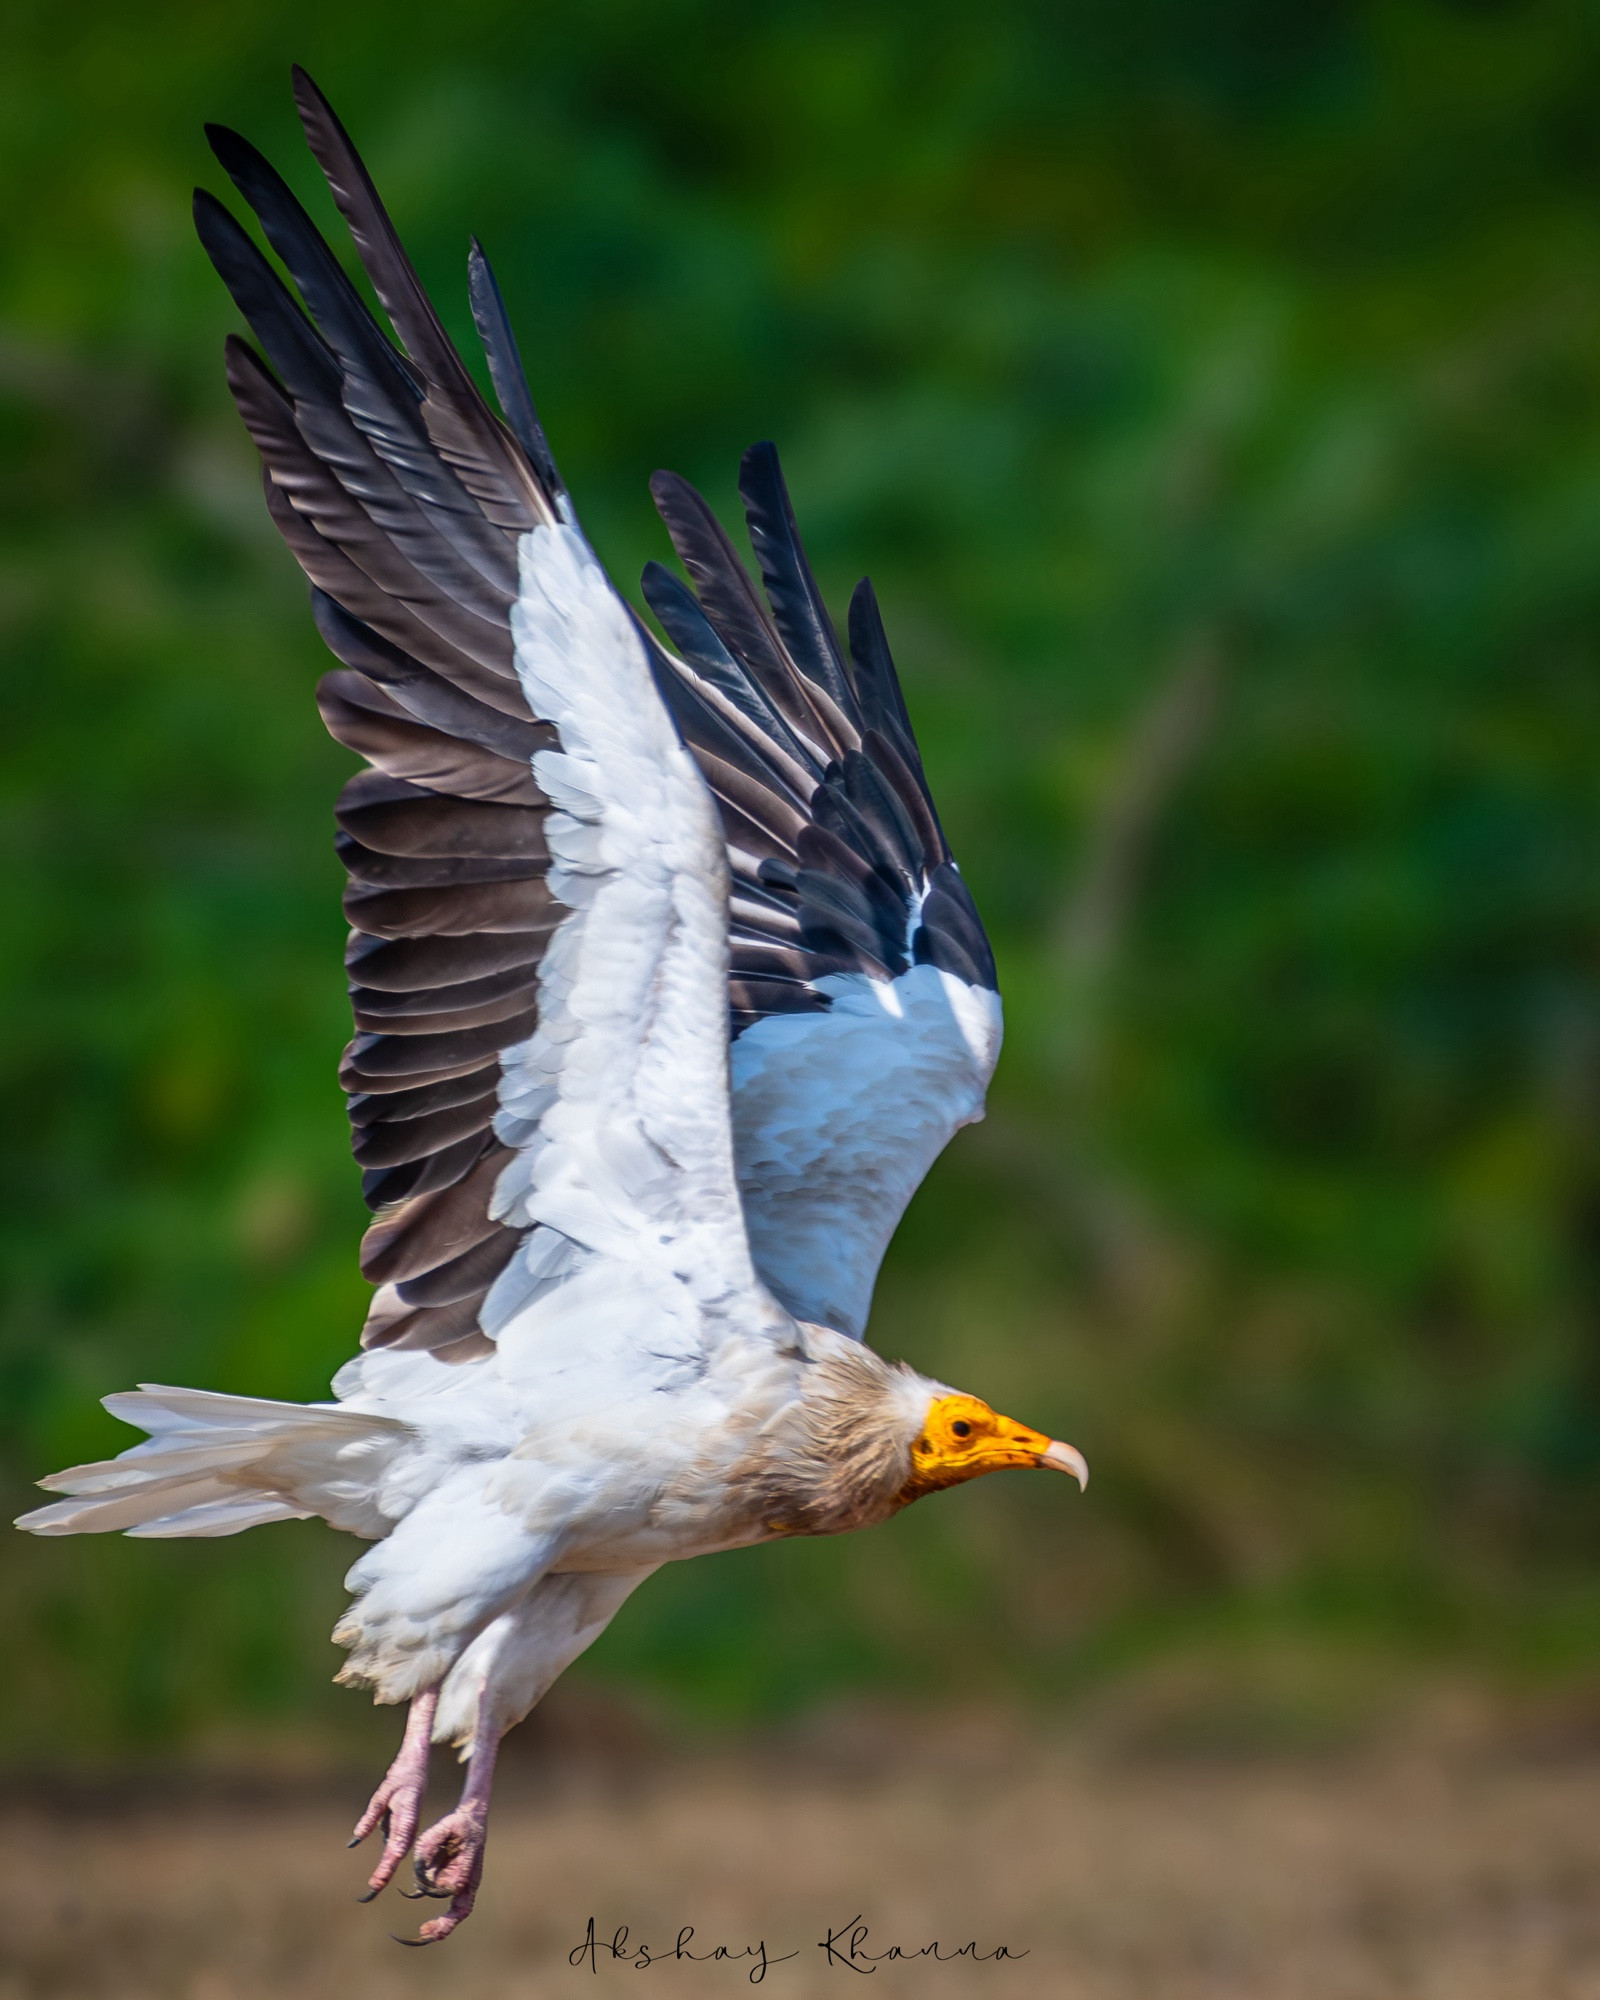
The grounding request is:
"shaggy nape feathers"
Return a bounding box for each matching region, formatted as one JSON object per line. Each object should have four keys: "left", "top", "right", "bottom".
{"left": 730, "top": 1333, "right": 943, "bottom": 1538}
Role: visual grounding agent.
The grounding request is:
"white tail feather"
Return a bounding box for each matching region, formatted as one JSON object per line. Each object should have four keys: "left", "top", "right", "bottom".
{"left": 15, "top": 1385, "right": 413, "bottom": 1540}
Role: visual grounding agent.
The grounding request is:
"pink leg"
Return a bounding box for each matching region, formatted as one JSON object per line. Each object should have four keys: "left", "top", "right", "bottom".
{"left": 399, "top": 1706, "right": 502, "bottom": 1945}
{"left": 349, "top": 1688, "right": 437, "bottom": 1902}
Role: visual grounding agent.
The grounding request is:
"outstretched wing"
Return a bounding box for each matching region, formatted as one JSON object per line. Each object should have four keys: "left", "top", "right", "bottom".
{"left": 199, "top": 72, "right": 757, "bottom": 1380}
{"left": 203, "top": 72, "right": 998, "bottom": 1362}
{"left": 641, "top": 451, "right": 1002, "bottom": 1340}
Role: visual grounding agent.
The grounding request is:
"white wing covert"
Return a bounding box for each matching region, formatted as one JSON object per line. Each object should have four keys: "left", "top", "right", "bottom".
{"left": 477, "top": 521, "right": 760, "bottom": 1405}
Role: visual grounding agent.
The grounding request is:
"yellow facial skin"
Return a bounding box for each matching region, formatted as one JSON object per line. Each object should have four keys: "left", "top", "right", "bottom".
{"left": 897, "top": 1394, "right": 1088, "bottom": 1505}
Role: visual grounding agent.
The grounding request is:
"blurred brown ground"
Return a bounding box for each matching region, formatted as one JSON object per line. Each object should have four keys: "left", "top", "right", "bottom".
{"left": 9, "top": 1690, "right": 1600, "bottom": 2000}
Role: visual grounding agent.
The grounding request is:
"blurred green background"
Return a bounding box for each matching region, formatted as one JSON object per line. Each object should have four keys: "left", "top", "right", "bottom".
{"left": 6, "top": 0, "right": 1600, "bottom": 1768}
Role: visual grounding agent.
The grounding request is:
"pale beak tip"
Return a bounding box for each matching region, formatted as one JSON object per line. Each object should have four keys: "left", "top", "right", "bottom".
{"left": 1042, "top": 1440, "right": 1089, "bottom": 1491}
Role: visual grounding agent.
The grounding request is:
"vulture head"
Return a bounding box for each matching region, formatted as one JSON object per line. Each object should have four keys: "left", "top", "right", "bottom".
{"left": 741, "top": 1331, "right": 1087, "bottom": 1538}
{"left": 897, "top": 1393, "right": 1089, "bottom": 1504}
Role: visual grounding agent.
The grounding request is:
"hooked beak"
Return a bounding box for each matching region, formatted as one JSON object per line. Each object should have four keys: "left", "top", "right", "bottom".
{"left": 897, "top": 1402, "right": 1090, "bottom": 1506}
{"left": 1040, "top": 1438, "right": 1089, "bottom": 1490}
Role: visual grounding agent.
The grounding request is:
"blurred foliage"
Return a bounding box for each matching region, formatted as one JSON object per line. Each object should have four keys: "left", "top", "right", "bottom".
{"left": 7, "top": 0, "right": 1600, "bottom": 1761}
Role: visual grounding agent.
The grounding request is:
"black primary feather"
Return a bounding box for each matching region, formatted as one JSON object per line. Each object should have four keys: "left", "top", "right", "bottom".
{"left": 467, "top": 240, "right": 564, "bottom": 496}
{"left": 643, "top": 447, "right": 996, "bottom": 1033}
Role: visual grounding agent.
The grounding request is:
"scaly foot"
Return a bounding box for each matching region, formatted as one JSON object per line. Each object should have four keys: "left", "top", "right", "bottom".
{"left": 400, "top": 1805, "right": 488, "bottom": 1944}
{"left": 349, "top": 1690, "right": 436, "bottom": 1902}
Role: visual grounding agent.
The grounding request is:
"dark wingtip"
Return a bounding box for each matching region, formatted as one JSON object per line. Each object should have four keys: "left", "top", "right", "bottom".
{"left": 203, "top": 121, "right": 300, "bottom": 238}
{"left": 847, "top": 575, "right": 918, "bottom": 750}
{"left": 220, "top": 328, "right": 268, "bottom": 373}
{"left": 736, "top": 440, "right": 786, "bottom": 523}
{"left": 204, "top": 120, "right": 268, "bottom": 185}
{"left": 191, "top": 185, "right": 245, "bottom": 273}
{"left": 846, "top": 575, "right": 881, "bottom": 651}
{"left": 465, "top": 236, "right": 563, "bottom": 494}
{"left": 640, "top": 556, "right": 678, "bottom": 599}
{"left": 290, "top": 65, "right": 354, "bottom": 167}
{"left": 289, "top": 63, "right": 329, "bottom": 119}
{"left": 649, "top": 468, "right": 725, "bottom": 547}
{"left": 736, "top": 440, "right": 787, "bottom": 524}
{"left": 735, "top": 439, "right": 852, "bottom": 705}
{"left": 649, "top": 468, "right": 691, "bottom": 504}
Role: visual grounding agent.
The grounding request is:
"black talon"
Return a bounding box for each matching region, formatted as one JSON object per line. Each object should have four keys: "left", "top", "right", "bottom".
{"left": 411, "top": 1859, "right": 453, "bottom": 1897}
{"left": 357, "top": 1885, "right": 384, "bottom": 1904}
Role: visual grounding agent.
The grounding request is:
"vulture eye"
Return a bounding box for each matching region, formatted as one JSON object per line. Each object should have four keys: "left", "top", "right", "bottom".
{"left": 951, "top": 1419, "right": 972, "bottom": 1438}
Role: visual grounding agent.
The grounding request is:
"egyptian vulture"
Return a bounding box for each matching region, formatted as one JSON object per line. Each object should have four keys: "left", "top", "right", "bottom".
{"left": 18, "top": 71, "right": 1086, "bottom": 1944}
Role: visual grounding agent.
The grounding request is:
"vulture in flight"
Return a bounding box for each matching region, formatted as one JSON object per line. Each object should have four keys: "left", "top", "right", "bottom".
{"left": 18, "top": 70, "right": 1086, "bottom": 1944}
